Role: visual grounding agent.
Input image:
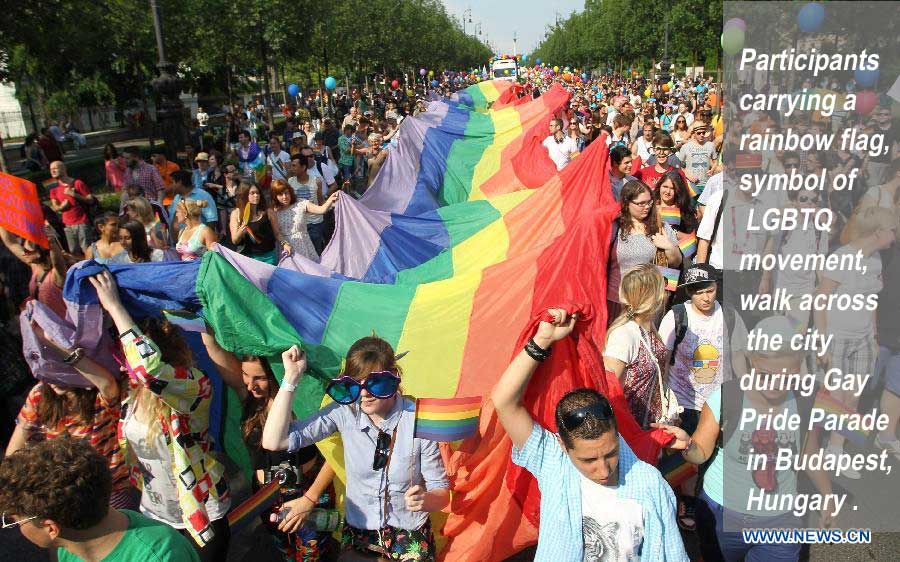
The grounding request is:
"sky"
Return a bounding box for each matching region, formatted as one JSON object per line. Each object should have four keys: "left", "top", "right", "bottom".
{"left": 441, "top": 0, "right": 586, "bottom": 56}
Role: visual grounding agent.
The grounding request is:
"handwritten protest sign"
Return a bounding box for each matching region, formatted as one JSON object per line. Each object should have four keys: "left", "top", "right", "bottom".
{"left": 0, "top": 172, "right": 48, "bottom": 249}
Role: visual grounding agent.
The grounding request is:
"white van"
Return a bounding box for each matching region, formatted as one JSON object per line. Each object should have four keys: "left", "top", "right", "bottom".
{"left": 491, "top": 58, "right": 518, "bottom": 81}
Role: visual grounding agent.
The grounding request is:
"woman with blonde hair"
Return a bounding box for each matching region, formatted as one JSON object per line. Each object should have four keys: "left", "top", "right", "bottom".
{"left": 174, "top": 199, "right": 217, "bottom": 261}
{"left": 262, "top": 337, "right": 450, "bottom": 561}
{"left": 124, "top": 196, "right": 169, "bottom": 250}
{"left": 603, "top": 264, "right": 670, "bottom": 429}
{"left": 366, "top": 133, "right": 388, "bottom": 187}
{"left": 89, "top": 271, "right": 237, "bottom": 560}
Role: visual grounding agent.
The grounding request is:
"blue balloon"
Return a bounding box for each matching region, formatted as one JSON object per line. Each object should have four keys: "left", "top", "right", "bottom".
{"left": 287, "top": 83, "right": 300, "bottom": 97}
{"left": 581, "top": 73, "right": 588, "bottom": 80}
{"left": 431, "top": 79, "right": 439, "bottom": 87}
{"left": 535, "top": 58, "right": 542, "bottom": 65}
{"left": 324, "top": 76, "right": 337, "bottom": 90}
{"left": 797, "top": 3, "right": 825, "bottom": 32}
{"left": 855, "top": 68, "right": 879, "bottom": 88}
{"left": 522, "top": 54, "right": 528, "bottom": 61}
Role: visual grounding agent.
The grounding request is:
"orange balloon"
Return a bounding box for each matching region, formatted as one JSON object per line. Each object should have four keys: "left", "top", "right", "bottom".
{"left": 662, "top": 83, "right": 670, "bottom": 92}
{"left": 708, "top": 93, "right": 719, "bottom": 107}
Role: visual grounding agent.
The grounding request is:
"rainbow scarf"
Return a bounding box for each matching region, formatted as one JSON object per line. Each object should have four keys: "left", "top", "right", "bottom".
{"left": 61, "top": 82, "right": 672, "bottom": 561}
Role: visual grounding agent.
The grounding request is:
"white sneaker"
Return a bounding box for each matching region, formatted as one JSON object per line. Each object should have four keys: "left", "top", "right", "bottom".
{"left": 874, "top": 434, "right": 900, "bottom": 463}
{"left": 826, "top": 445, "right": 861, "bottom": 479}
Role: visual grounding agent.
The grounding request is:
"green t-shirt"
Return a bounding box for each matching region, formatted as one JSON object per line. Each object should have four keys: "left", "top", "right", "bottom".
{"left": 58, "top": 510, "right": 199, "bottom": 562}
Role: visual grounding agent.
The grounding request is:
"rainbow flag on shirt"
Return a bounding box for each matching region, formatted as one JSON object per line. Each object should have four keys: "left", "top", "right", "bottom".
{"left": 660, "top": 207, "right": 681, "bottom": 227}
{"left": 658, "top": 266, "right": 681, "bottom": 292}
{"left": 415, "top": 396, "right": 482, "bottom": 442}
{"left": 677, "top": 232, "right": 698, "bottom": 259}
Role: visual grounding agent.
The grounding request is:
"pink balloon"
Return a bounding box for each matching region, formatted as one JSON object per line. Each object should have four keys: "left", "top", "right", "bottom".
{"left": 391, "top": 80, "right": 399, "bottom": 89}
{"left": 856, "top": 90, "right": 878, "bottom": 115}
{"left": 724, "top": 18, "right": 746, "bottom": 32}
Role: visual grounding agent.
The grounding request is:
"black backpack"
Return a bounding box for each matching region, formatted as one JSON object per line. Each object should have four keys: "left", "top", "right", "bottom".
{"left": 669, "top": 302, "right": 736, "bottom": 366}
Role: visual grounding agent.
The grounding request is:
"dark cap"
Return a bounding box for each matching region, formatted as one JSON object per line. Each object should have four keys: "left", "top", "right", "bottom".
{"left": 678, "top": 263, "right": 718, "bottom": 289}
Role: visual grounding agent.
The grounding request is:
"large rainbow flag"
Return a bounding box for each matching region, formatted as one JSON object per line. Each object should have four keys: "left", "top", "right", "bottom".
{"left": 57, "top": 82, "right": 672, "bottom": 561}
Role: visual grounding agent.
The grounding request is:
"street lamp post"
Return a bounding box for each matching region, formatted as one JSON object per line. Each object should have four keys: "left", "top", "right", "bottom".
{"left": 149, "top": 0, "right": 185, "bottom": 161}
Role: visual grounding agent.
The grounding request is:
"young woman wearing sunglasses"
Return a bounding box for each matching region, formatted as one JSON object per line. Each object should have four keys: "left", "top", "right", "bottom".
{"left": 263, "top": 336, "right": 450, "bottom": 562}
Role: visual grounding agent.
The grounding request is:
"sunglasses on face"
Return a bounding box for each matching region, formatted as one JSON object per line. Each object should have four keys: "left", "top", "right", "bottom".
{"left": 372, "top": 429, "right": 393, "bottom": 470}
{"left": 796, "top": 195, "right": 819, "bottom": 204}
{"left": 326, "top": 371, "right": 400, "bottom": 404}
{"left": 630, "top": 199, "right": 654, "bottom": 207}
{"left": 560, "top": 401, "right": 614, "bottom": 432}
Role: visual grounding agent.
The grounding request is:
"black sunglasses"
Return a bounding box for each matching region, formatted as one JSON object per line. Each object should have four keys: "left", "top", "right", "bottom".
{"left": 561, "top": 401, "right": 614, "bottom": 432}
{"left": 373, "top": 429, "right": 392, "bottom": 470}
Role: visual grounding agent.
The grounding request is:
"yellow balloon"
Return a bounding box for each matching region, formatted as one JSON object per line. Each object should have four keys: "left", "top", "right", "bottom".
{"left": 428, "top": 70, "right": 434, "bottom": 77}
{"left": 644, "top": 88, "right": 651, "bottom": 97}
{"left": 553, "top": 66, "right": 559, "bottom": 72}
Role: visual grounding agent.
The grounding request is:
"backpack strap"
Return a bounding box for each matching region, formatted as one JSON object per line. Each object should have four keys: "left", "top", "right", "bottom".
{"left": 669, "top": 303, "right": 688, "bottom": 366}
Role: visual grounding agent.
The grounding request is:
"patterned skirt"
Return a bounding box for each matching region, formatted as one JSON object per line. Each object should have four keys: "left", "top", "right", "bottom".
{"left": 340, "top": 519, "right": 435, "bottom": 561}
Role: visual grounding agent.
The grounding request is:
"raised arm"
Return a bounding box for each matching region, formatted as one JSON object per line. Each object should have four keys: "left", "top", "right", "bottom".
{"left": 89, "top": 271, "right": 206, "bottom": 414}
{"left": 31, "top": 322, "right": 119, "bottom": 404}
{"left": 262, "top": 345, "right": 306, "bottom": 450}
{"left": 305, "top": 191, "right": 339, "bottom": 215}
{"left": 200, "top": 331, "right": 246, "bottom": 396}
{"left": 492, "top": 308, "right": 576, "bottom": 449}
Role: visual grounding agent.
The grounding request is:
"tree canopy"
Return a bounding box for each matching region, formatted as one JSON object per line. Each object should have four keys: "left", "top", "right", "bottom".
{"left": 531, "top": 0, "right": 723, "bottom": 74}
{"left": 0, "top": 0, "right": 491, "bottom": 121}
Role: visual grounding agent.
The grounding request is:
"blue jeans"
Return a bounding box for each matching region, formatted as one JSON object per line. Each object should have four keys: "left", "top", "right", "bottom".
{"left": 875, "top": 345, "right": 900, "bottom": 397}
{"left": 699, "top": 490, "right": 801, "bottom": 562}
{"left": 307, "top": 222, "right": 325, "bottom": 255}
{"left": 339, "top": 164, "right": 353, "bottom": 182}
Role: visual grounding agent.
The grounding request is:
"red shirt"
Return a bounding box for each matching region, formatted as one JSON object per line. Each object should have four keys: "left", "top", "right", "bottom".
{"left": 50, "top": 179, "right": 91, "bottom": 226}
{"left": 633, "top": 163, "right": 688, "bottom": 190}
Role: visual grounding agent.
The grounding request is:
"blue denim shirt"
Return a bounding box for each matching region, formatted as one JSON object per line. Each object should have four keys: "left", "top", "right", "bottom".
{"left": 511, "top": 423, "right": 688, "bottom": 562}
{"left": 288, "top": 397, "right": 449, "bottom": 531}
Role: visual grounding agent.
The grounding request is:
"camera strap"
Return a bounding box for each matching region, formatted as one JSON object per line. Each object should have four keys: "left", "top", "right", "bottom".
{"left": 379, "top": 425, "right": 398, "bottom": 531}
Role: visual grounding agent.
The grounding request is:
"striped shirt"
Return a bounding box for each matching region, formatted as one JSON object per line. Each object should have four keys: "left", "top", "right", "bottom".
{"left": 18, "top": 382, "right": 130, "bottom": 494}
{"left": 511, "top": 423, "right": 688, "bottom": 562}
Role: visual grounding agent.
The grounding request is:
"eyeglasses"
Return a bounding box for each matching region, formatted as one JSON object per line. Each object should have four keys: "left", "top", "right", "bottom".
{"left": 630, "top": 199, "right": 654, "bottom": 207}
{"left": 326, "top": 371, "right": 400, "bottom": 405}
{"left": 560, "top": 401, "right": 614, "bottom": 432}
{"left": 796, "top": 195, "right": 819, "bottom": 204}
{"left": 653, "top": 146, "right": 673, "bottom": 153}
{"left": 372, "top": 429, "right": 393, "bottom": 470}
{"left": 2, "top": 513, "right": 37, "bottom": 529}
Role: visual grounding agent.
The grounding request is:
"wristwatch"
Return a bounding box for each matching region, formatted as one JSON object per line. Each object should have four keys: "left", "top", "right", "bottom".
{"left": 63, "top": 347, "right": 85, "bottom": 366}
{"left": 281, "top": 381, "right": 298, "bottom": 393}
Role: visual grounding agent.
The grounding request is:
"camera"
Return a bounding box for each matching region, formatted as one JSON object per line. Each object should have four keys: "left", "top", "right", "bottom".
{"left": 268, "top": 461, "right": 301, "bottom": 487}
